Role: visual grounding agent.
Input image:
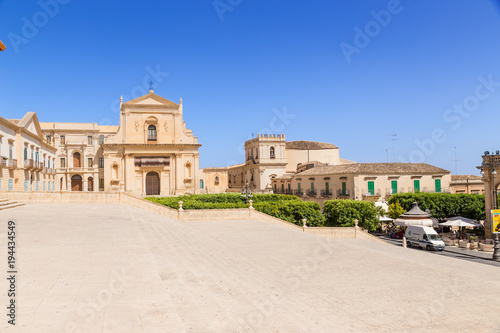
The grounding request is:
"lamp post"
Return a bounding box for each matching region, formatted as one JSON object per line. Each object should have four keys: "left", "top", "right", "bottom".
{"left": 241, "top": 181, "right": 253, "bottom": 203}
{"left": 493, "top": 168, "right": 500, "bottom": 261}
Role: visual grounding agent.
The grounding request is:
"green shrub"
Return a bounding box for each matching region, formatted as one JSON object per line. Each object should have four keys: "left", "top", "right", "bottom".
{"left": 253, "top": 201, "right": 325, "bottom": 227}
{"left": 144, "top": 193, "right": 323, "bottom": 227}
{"left": 323, "top": 199, "right": 380, "bottom": 231}
{"left": 388, "top": 193, "right": 485, "bottom": 221}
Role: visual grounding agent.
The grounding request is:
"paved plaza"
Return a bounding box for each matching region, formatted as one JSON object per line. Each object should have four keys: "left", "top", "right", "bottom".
{"left": 0, "top": 203, "right": 499, "bottom": 333}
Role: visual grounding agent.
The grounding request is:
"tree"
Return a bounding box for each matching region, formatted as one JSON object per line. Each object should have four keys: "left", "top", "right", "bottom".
{"left": 388, "top": 201, "right": 406, "bottom": 219}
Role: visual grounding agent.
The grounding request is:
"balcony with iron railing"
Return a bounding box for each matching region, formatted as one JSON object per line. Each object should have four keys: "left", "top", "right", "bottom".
{"left": 320, "top": 190, "right": 333, "bottom": 197}
{"left": 24, "top": 159, "right": 34, "bottom": 169}
{"left": 8, "top": 159, "right": 17, "bottom": 169}
{"left": 337, "top": 189, "right": 350, "bottom": 197}
{"left": 306, "top": 189, "right": 317, "bottom": 197}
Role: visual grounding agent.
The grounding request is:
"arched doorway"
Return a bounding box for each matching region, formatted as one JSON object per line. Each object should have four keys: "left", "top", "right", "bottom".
{"left": 146, "top": 171, "right": 160, "bottom": 195}
{"left": 73, "top": 152, "right": 81, "bottom": 168}
{"left": 71, "top": 175, "right": 82, "bottom": 191}
{"left": 88, "top": 177, "right": 94, "bottom": 192}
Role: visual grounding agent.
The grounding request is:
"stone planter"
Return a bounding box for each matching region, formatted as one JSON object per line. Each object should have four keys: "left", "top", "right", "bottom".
{"left": 470, "top": 242, "right": 478, "bottom": 250}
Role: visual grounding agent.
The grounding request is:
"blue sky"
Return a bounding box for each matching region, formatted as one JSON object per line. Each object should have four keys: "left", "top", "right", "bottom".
{"left": 1, "top": 0, "right": 500, "bottom": 174}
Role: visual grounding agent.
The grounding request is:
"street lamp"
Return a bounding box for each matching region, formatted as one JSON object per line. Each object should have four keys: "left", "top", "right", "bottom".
{"left": 492, "top": 168, "right": 500, "bottom": 261}
{"left": 241, "top": 181, "right": 253, "bottom": 203}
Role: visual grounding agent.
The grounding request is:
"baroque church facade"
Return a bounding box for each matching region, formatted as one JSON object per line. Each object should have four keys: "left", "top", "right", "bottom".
{"left": 39, "top": 89, "right": 202, "bottom": 196}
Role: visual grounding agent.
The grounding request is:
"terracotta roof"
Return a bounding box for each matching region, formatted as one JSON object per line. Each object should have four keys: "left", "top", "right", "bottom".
{"left": 296, "top": 163, "right": 450, "bottom": 176}
{"left": 451, "top": 175, "right": 482, "bottom": 180}
{"left": 286, "top": 140, "right": 338, "bottom": 150}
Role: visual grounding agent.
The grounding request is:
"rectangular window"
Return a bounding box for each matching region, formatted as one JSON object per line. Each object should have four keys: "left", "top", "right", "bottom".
{"left": 288, "top": 183, "right": 291, "bottom": 194}
{"left": 9, "top": 145, "right": 12, "bottom": 159}
{"left": 311, "top": 182, "right": 314, "bottom": 193}
{"left": 43, "top": 181, "right": 45, "bottom": 191}
{"left": 368, "top": 181, "right": 374, "bottom": 195}
{"left": 60, "top": 158, "right": 66, "bottom": 168}
{"left": 391, "top": 180, "right": 398, "bottom": 194}
{"left": 8, "top": 179, "right": 13, "bottom": 191}
{"left": 325, "top": 182, "right": 329, "bottom": 195}
{"left": 99, "top": 135, "right": 104, "bottom": 145}
{"left": 88, "top": 136, "right": 93, "bottom": 145}
{"left": 52, "top": 181, "right": 55, "bottom": 192}
{"left": 435, "top": 179, "right": 441, "bottom": 193}
{"left": 99, "top": 178, "right": 104, "bottom": 189}
{"left": 0, "top": 179, "right": 2, "bottom": 191}
{"left": 342, "top": 181, "right": 347, "bottom": 195}
{"left": 36, "top": 181, "right": 39, "bottom": 191}
{"left": 24, "top": 180, "right": 28, "bottom": 191}
{"left": 46, "top": 135, "right": 51, "bottom": 144}
{"left": 200, "top": 179, "right": 204, "bottom": 189}
{"left": 298, "top": 183, "right": 301, "bottom": 193}
{"left": 414, "top": 179, "right": 420, "bottom": 192}
{"left": 99, "top": 157, "right": 104, "bottom": 168}
{"left": 88, "top": 158, "right": 93, "bottom": 168}
{"left": 60, "top": 135, "right": 65, "bottom": 145}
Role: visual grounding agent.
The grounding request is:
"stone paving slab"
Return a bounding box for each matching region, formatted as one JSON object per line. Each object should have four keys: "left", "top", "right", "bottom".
{"left": 0, "top": 203, "right": 498, "bottom": 333}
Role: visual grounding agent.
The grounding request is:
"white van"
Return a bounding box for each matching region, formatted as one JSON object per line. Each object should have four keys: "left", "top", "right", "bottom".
{"left": 405, "top": 226, "right": 445, "bottom": 251}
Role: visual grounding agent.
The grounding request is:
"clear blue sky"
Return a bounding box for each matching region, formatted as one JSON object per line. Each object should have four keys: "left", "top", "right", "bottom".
{"left": 1, "top": 0, "right": 500, "bottom": 174}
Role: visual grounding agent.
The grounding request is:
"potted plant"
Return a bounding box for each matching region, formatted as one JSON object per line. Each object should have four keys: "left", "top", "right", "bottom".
{"left": 469, "top": 236, "right": 479, "bottom": 250}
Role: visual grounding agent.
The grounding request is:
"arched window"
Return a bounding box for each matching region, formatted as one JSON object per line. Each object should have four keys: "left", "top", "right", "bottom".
{"left": 147, "top": 125, "right": 157, "bottom": 141}
{"left": 270, "top": 147, "right": 275, "bottom": 159}
{"left": 215, "top": 176, "right": 220, "bottom": 185}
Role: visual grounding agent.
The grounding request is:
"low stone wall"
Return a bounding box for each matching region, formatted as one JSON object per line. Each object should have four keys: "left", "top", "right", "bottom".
{"left": 119, "top": 193, "right": 178, "bottom": 219}
{"left": 178, "top": 208, "right": 251, "bottom": 221}
{"left": 305, "top": 227, "right": 356, "bottom": 238}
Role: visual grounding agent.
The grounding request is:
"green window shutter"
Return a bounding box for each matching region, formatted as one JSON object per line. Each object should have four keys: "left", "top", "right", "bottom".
{"left": 368, "top": 181, "right": 374, "bottom": 195}
{"left": 325, "top": 182, "right": 329, "bottom": 195}
{"left": 311, "top": 182, "right": 314, "bottom": 192}
{"left": 281, "top": 184, "right": 284, "bottom": 193}
{"left": 342, "top": 182, "right": 346, "bottom": 195}
{"left": 435, "top": 179, "right": 441, "bottom": 193}
{"left": 414, "top": 180, "right": 420, "bottom": 192}
{"left": 288, "top": 183, "right": 291, "bottom": 193}
{"left": 298, "top": 183, "right": 301, "bottom": 193}
{"left": 391, "top": 180, "right": 397, "bottom": 194}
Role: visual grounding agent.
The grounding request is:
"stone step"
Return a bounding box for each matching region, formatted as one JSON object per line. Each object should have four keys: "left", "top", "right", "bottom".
{"left": 0, "top": 200, "right": 17, "bottom": 206}
{"left": 0, "top": 198, "right": 9, "bottom": 203}
{"left": 0, "top": 202, "right": 25, "bottom": 211}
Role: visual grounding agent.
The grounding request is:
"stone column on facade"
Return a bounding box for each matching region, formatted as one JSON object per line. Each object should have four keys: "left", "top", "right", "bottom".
{"left": 175, "top": 153, "right": 182, "bottom": 195}
{"left": 142, "top": 170, "right": 146, "bottom": 196}
{"left": 124, "top": 153, "right": 134, "bottom": 192}
{"left": 193, "top": 153, "right": 199, "bottom": 194}
{"left": 83, "top": 177, "right": 88, "bottom": 192}
{"left": 66, "top": 173, "right": 71, "bottom": 191}
{"left": 170, "top": 155, "right": 176, "bottom": 195}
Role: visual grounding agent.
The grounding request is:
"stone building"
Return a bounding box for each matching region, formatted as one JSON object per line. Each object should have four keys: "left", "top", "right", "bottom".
{"left": 218, "top": 134, "right": 355, "bottom": 193}
{"left": 271, "top": 162, "right": 451, "bottom": 202}
{"left": 38, "top": 90, "right": 202, "bottom": 196}
{"left": 0, "top": 113, "right": 57, "bottom": 192}
{"left": 450, "top": 175, "right": 484, "bottom": 194}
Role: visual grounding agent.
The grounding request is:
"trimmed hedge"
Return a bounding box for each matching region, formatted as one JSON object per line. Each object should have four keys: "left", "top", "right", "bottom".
{"left": 388, "top": 193, "right": 485, "bottom": 221}
{"left": 145, "top": 193, "right": 323, "bottom": 227}
{"left": 253, "top": 201, "right": 325, "bottom": 227}
{"left": 323, "top": 199, "right": 380, "bottom": 231}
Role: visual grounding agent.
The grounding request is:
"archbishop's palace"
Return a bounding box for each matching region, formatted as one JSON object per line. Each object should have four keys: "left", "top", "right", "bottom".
{"left": 0, "top": 90, "right": 456, "bottom": 201}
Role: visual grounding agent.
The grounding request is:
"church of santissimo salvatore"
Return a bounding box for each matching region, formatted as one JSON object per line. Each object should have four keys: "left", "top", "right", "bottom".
{"left": 0, "top": 90, "right": 452, "bottom": 198}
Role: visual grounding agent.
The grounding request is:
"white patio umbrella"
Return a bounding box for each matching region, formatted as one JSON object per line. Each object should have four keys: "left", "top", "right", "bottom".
{"left": 439, "top": 219, "right": 481, "bottom": 228}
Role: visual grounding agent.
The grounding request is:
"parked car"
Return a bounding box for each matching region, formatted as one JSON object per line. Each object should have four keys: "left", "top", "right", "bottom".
{"left": 405, "top": 226, "right": 445, "bottom": 251}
